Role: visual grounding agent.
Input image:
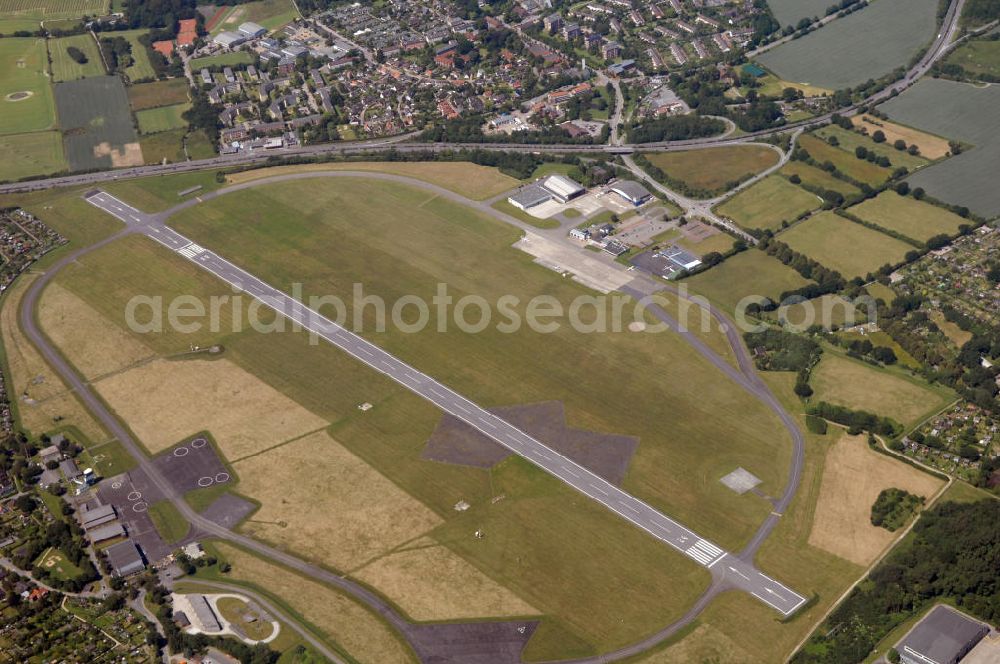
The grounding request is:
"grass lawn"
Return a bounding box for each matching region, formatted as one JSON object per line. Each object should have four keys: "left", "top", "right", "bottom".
{"left": 490, "top": 198, "right": 561, "bottom": 229}
{"left": 225, "top": 161, "right": 520, "bottom": 201}
{"left": 814, "top": 125, "right": 929, "bottom": 171}
{"left": 103, "top": 170, "right": 224, "bottom": 211}
{"left": 190, "top": 51, "right": 254, "bottom": 69}
{"left": 754, "top": 73, "right": 832, "bottom": 97}
{"left": 779, "top": 161, "right": 860, "bottom": 196}
{"left": 798, "top": 134, "right": 893, "bottom": 186}
{"left": 674, "top": 229, "right": 735, "bottom": 257}
{"left": 0, "top": 38, "right": 56, "bottom": 134}
{"left": 810, "top": 351, "right": 955, "bottom": 427}
{"left": 85, "top": 440, "right": 137, "bottom": 476}
{"left": 757, "top": 0, "right": 938, "bottom": 90}
{"left": 216, "top": 597, "right": 277, "bottom": 641}
{"left": 186, "top": 129, "right": 216, "bottom": 159}
{"left": 34, "top": 547, "right": 85, "bottom": 581}
{"left": 527, "top": 162, "right": 578, "bottom": 179}
{"left": 148, "top": 500, "right": 190, "bottom": 543}
{"left": 848, "top": 191, "right": 967, "bottom": 242}
{"left": 127, "top": 78, "right": 190, "bottom": 111}
{"left": 866, "top": 281, "right": 896, "bottom": 304}
{"left": 685, "top": 249, "right": 814, "bottom": 314}
{"left": 945, "top": 38, "right": 1000, "bottom": 79}
{"left": 838, "top": 329, "right": 921, "bottom": 369}
{"left": 0, "top": 131, "right": 66, "bottom": 181}
{"left": 779, "top": 211, "right": 912, "bottom": 279}
{"left": 641, "top": 145, "right": 780, "bottom": 197}
{"left": 48, "top": 34, "right": 104, "bottom": 81}
{"left": 139, "top": 128, "right": 186, "bottom": 164}
{"left": 716, "top": 175, "right": 821, "bottom": 231}
{"left": 136, "top": 102, "right": 189, "bottom": 134}
{"left": 110, "top": 29, "right": 156, "bottom": 81}
{"left": 776, "top": 294, "right": 871, "bottom": 329}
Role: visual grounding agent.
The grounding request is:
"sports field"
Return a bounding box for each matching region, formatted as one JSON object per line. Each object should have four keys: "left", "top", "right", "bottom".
{"left": 850, "top": 114, "right": 951, "bottom": 160}
{"left": 136, "top": 102, "right": 189, "bottom": 134}
{"left": 779, "top": 211, "right": 912, "bottom": 279}
{"left": 685, "top": 248, "right": 814, "bottom": 313}
{"left": 716, "top": 175, "right": 821, "bottom": 231}
{"left": 127, "top": 78, "right": 189, "bottom": 111}
{"left": 33, "top": 547, "right": 85, "bottom": 581}
{"left": 0, "top": 131, "right": 66, "bottom": 181}
{"left": 0, "top": 38, "right": 56, "bottom": 135}
{"left": 779, "top": 161, "right": 859, "bottom": 196}
{"left": 848, "top": 191, "right": 967, "bottom": 242}
{"left": 640, "top": 145, "right": 780, "bottom": 196}
{"left": 797, "top": 134, "right": 892, "bottom": 186}
{"left": 757, "top": 0, "right": 938, "bottom": 90}
{"left": 49, "top": 34, "right": 104, "bottom": 82}
{"left": 208, "top": 0, "right": 298, "bottom": 35}
{"left": 810, "top": 352, "right": 954, "bottom": 426}
{"left": 879, "top": 78, "right": 1000, "bottom": 217}
{"left": 945, "top": 38, "right": 1000, "bottom": 78}
{"left": 814, "top": 125, "right": 929, "bottom": 171}
{"left": 55, "top": 76, "right": 142, "bottom": 171}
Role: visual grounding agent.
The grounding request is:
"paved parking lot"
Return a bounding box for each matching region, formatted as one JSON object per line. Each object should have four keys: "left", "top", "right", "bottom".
{"left": 152, "top": 436, "right": 231, "bottom": 493}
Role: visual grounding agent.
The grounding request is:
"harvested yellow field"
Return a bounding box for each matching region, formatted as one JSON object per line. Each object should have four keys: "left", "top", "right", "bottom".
{"left": 353, "top": 538, "right": 538, "bottom": 621}
{"left": 38, "top": 282, "right": 154, "bottom": 379}
{"left": 94, "top": 357, "right": 327, "bottom": 457}
{"left": 639, "top": 622, "right": 755, "bottom": 663}
{"left": 930, "top": 310, "right": 972, "bottom": 348}
{"left": 225, "top": 162, "right": 520, "bottom": 200}
{"left": 0, "top": 276, "right": 107, "bottom": 441}
{"left": 234, "top": 430, "right": 440, "bottom": 570}
{"left": 213, "top": 543, "right": 415, "bottom": 664}
{"left": 808, "top": 434, "right": 943, "bottom": 565}
{"left": 851, "top": 114, "right": 951, "bottom": 159}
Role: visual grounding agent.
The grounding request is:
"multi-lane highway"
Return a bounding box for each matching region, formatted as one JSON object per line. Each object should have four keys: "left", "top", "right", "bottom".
{"left": 85, "top": 189, "right": 808, "bottom": 617}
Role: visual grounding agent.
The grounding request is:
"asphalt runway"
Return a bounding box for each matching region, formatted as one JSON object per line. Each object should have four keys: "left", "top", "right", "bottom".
{"left": 85, "top": 190, "right": 807, "bottom": 616}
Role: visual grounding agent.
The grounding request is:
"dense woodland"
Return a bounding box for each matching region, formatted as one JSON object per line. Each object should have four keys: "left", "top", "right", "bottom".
{"left": 793, "top": 498, "right": 1000, "bottom": 663}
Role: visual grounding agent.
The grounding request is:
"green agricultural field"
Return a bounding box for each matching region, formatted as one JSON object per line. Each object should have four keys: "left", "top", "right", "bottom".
{"left": 945, "top": 38, "right": 1000, "bottom": 78}
{"left": 641, "top": 144, "right": 780, "bottom": 197}
{"left": 779, "top": 211, "right": 913, "bottom": 279}
{"left": 0, "top": 131, "right": 66, "bottom": 181}
{"left": 757, "top": 0, "right": 938, "bottom": 90}
{"left": 139, "top": 128, "right": 186, "bottom": 164}
{"left": 811, "top": 351, "right": 954, "bottom": 427}
{"left": 716, "top": 175, "right": 821, "bottom": 231}
{"left": 879, "top": 78, "right": 1000, "bottom": 217}
{"left": 136, "top": 102, "right": 189, "bottom": 134}
{"left": 55, "top": 76, "right": 142, "bottom": 171}
{"left": 685, "top": 248, "right": 814, "bottom": 314}
{"left": 848, "top": 191, "right": 967, "bottom": 242}
{"left": 0, "top": 0, "right": 108, "bottom": 21}
{"left": 49, "top": 34, "right": 104, "bottom": 82}
{"left": 209, "top": 0, "right": 299, "bottom": 35}
{"left": 798, "top": 134, "right": 893, "bottom": 186}
{"left": 127, "top": 78, "right": 189, "bottom": 111}
{"left": 779, "top": 161, "right": 860, "bottom": 196}
{"left": 765, "top": 0, "right": 833, "bottom": 26}
{"left": 105, "top": 29, "right": 155, "bottom": 81}
{"left": 814, "top": 125, "right": 929, "bottom": 170}
{"left": 190, "top": 51, "right": 254, "bottom": 69}
{"left": 0, "top": 38, "right": 56, "bottom": 135}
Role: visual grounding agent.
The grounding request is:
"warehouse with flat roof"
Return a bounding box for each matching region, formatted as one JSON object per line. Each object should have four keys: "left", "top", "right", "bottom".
{"left": 611, "top": 180, "right": 653, "bottom": 206}
{"left": 213, "top": 31, "right": 246, "bottom": 49}
{"left": 238, "top": 21, "right": 267, "bottom": 38}
{"left": 104, "top": 540, "right": 145, "bottom": 577}
{"left": 508, "top": 184, "right": 553, "bottom": 210}
{"left": 540, "top": 174, "right": 584, "bottom": 203}
{"left": 80, "top": 503, "right": 117, "bottom": 530}
{"left": 897, "top": 605, "right": 990, "bottom": 664}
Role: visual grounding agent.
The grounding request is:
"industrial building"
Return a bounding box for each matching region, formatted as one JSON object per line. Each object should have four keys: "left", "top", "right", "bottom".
{"left": 540, "top": 174, "right": 585, "bottom": 203}
{"left": 213, "top": 31, "right": 247, "bottom": 49}
{"left": 189, "top": 595, "right": 222, "bottom": 632}
{"left": 104, "top": 540, "right": 145, "bottom": 577}
{"left": 88, "top": 522, "right": 126, "bottom": 544}
{"left": 897, "top": 605, "right": 990, "bottom": 664}
{"left": 80, "top": 503, "right": 117, "bottom": 530}
{"left": 611, "top": 180, "right": 653, "bottom": 206}
{"left": 508, "top": 184, "right": 554, "bottom": 210}
{"left": 238, "top": 21, "right": 267, "bottom": 38}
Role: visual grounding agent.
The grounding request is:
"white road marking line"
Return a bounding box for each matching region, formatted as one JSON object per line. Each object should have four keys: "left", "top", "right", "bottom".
{"left": 563, "top": 467, "right": 580, "bottom": 479}
{"left": 590, "top": 483, "right": 608, "bottom": 496}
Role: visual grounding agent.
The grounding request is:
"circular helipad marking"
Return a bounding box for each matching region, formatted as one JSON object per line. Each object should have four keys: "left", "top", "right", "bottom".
{"left": 173, "top": 446, "right": 190, "bottom": 457}
{"left": 197, "top": 476, "right": 215, "bottom": 487}
{"left": 127, "top": 491, "right": 142, "bottom": 502}
{"left": 215, "top": 472, "right": 230, "bottom": 483}
{"left": 132, "top": 502, "right": 147, "bottom": 513}
{"left": 191, "top": 438, "right": 208, "bottom": 448}
{"left": 111, "top": 481, "right": 122, "bottom": 490}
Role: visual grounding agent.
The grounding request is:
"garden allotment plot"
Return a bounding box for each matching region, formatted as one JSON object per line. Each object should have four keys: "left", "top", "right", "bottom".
{"left": 879, "top": 78, "right": 1000, "bottom": 217}
{"left": 55, "top": 76, "right": 143, "bottom": 171}
{"left": 757, "top": 0, "right": 938, "bottom": 90}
